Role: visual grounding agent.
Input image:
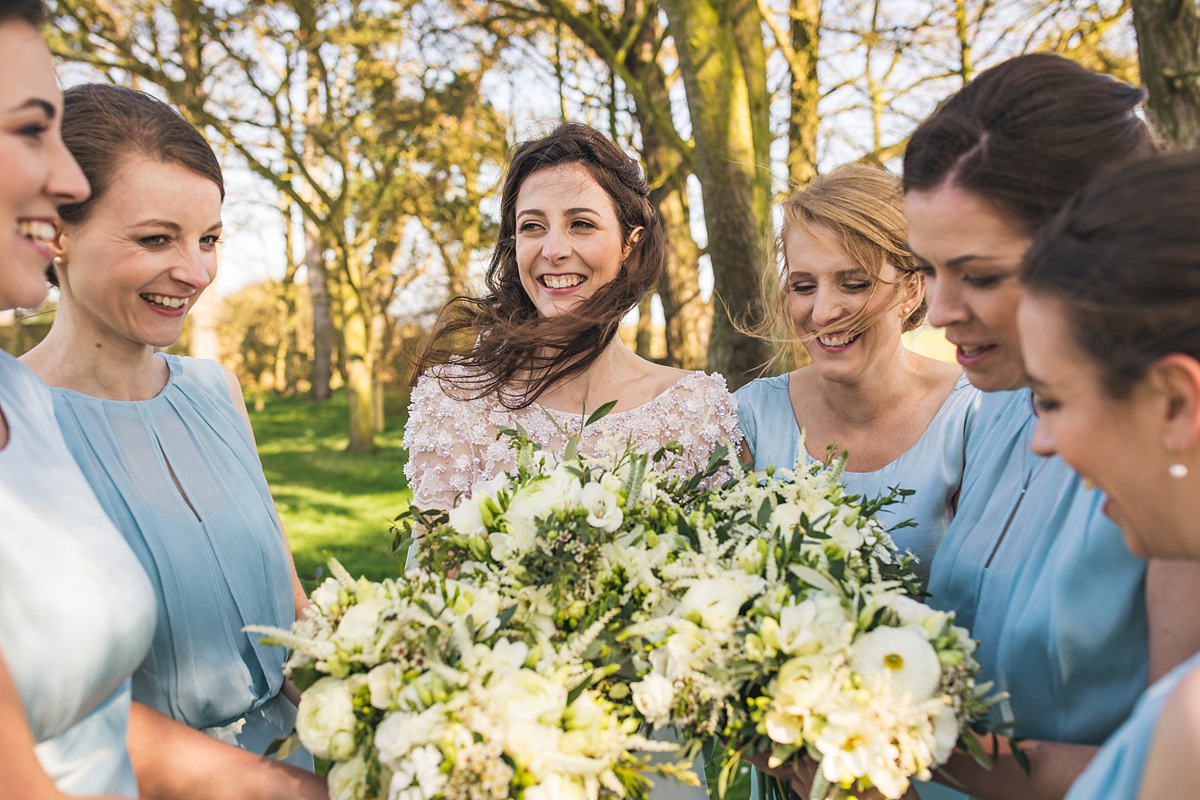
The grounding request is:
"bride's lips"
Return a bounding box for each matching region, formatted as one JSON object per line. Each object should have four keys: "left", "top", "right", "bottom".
{"left": 538, "top": 273, "right": 587, "bottom": 295}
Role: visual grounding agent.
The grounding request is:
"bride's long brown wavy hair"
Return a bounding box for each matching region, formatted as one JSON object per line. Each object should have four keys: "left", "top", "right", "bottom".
{"left": 412, "top": 123, "right": 666, "bottom": 409}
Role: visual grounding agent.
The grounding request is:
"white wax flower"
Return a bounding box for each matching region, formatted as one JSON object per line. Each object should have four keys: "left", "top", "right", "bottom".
{"left": 631, "top": 672, "right": 676, "bottom": 721}
{"left": 850, "top": 625, "right": 942, "bottom": 701}
{"left": 295, "top": 676, "right": 357, "bottom": 760}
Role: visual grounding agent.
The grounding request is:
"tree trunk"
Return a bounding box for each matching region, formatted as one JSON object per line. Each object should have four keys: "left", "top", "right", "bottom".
{"left": 1132, "top": 0, "right": 1200, "bottom": 147}
{"left": 304, "top": 219, "right": 334, "bottom": 400}
{"left": 627, "top": 8, "right": 711, "bottom": 370}
{"left": 635, "top": 294, "right": 655, "bottom": 358}
{"left": 660, "top": 0, "right": 774, "bottom": 388}
{"left": 788, "top": 0, "right": 821, "bottom": 187}
{"left": 341, "top": 282, "right": 375, "bottom": 453}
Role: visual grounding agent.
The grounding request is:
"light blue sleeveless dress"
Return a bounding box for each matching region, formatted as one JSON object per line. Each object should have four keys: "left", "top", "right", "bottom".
{"left": 50, "top": 353, "right": 310, "bottom": 768}
{"left": 735, "top": 373, "right": 978, "bottom": 579}
{"left": 917, "top": 389, "right": 1148, "bottom": 800}
{"left": 1066, "top": 649, "right": 1200, "bottom": 800}
{"left": 0, "top": 351, "right": 156, "bottom": 796}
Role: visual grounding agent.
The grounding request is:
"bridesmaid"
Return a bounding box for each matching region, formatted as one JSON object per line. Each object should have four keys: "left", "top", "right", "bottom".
{"left": 0, "top": 5, "right": 324, "bottom": 799}
{"left": 21, "top": 84, "right": 312, "bottom": 767}
{"left": 736, "top": 164, "right": 976, "bottom": 581}
{"left": 1018, "top": 151, "right": 1200, "bottom": 800}
{"left": 903, "top": 54, "right": 1200, "bottom": 799}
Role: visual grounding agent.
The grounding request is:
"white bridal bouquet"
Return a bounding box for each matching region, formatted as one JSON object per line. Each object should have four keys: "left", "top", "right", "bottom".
{"left": 258, "top": 405, "right": 998, "bottom": 800}
{"left": 248, "top": 560, "right": 678, "bottom": 800}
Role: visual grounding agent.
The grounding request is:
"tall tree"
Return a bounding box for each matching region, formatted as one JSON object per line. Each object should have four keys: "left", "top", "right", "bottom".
{"left": 1132, "top": 0, "right": 1200, "bottom": 146}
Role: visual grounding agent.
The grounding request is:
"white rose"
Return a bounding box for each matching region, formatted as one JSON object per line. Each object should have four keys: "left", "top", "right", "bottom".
{"left": 581, "top": 481, "right": 624, "bottom": 532}
{"left": 295, "top": 677, "right": 357, "bottom": 760}
{"left": 631, "top": 672, "right": 675, "bottom": 722}
{"left": 311, "top": 577, "right": 343, "bottom": 615}
{"left": 368, "top": 662, "right": 405, "bottom": 710}
{"left": 678, "top": 577, "right": 749, "bottom": 630}
{"left": 850, "top": 625, "right": 942, "bottom": 701}
{"left": 490, "top": 669, "right": 568, "bottom": 725}
{"left": 771, "top": 654, "right": 835, "bottom": 720}
{"left": 374, "top": 705, "right": 446, "bottom": 768}
{"left": 448, "top": 498, "right": 486, "bottom": 537}
{"left": 333, "top": 598, "right": 392, "bottom": 656}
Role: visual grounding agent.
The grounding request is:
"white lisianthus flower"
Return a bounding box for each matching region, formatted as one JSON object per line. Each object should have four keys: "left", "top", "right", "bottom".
{"left": 491, "top": 669, "right": 569, "bottom": 725}
{"left": 631, "top": 672, "right": 676, "bottom": 722}
{"left": 581, "top": 481, "right": 624, "bottom": 532}
{"left": 489, "top": 638, "right": 529, "bottom": 674}
{"left": 769, "top": 654, "right": 835, "bottom": 732}
{"left": 448, "top": 498, "right": 486, "bottom": 537}
{"left": 327, "top": 750, "right": 373, "bottom": 800}
{"left": 488, "top": 531, "right": 520, "bottom": 562}
{"left": 332, "top": 597, "right": 392, "bottom": 655}
{"left": 504, "top": 720, "right": 564, "bottom": 770}
{"left": 850, "top": 625, "right": 941, "bottom": 700}
{"left": 295, "top": 677, "right": 357, "bottom": 760}
{"left": 505, "top": 470, "right": 580, "bottom": 542}
{"left": 824, "top": 507, "right": 865, "bottom": 550}
{"left": 310, "top": 577, "right": 342, "bottom": 616}
{"left": 653, "top": 620, "right": 708, "bottom": 679}
{"left": 374, "top": 705, "right": 446, "bottom": 768}
{"left": 678, "top": 577, "right": 748, "bottom": 630}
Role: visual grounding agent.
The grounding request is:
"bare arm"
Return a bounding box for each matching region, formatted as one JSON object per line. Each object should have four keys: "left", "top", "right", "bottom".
{"left": 1137, "top": 666, "right": 1200, "bottom": 800}
{"left": 1147, "top": 559, "right": 1200, "bottom": 683}
{"left": 128, "top": 702, "right": 327, "bottom": 800}
{"left": 0, "top": 654, "right": 126, "bottom": 800}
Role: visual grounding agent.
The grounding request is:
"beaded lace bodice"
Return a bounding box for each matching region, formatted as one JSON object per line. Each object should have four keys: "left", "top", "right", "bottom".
{"left": 403, "top": 367, "right": 743, "bottom": 510}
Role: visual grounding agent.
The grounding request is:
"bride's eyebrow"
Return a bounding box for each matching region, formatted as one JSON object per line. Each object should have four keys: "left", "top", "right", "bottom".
{"left": 9, "top": 97, "right": 55, "bottom": 116}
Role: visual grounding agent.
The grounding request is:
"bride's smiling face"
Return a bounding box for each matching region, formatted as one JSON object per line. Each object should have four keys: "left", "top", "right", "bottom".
{"left": 515, "top": 163, "right": 626, "bottom": 318}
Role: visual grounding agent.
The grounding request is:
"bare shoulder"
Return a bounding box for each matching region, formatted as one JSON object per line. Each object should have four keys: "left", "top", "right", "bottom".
{"left": 641, "top": 361, "right": 694, "bottom": 396}
{"left": 1137, "top": 666, "right": 1200, "bottom": 800}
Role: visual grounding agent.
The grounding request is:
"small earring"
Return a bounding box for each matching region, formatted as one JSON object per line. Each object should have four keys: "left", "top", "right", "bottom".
{"left": 1170, "top": 464, "right": 1188, "bottom": 479}
{"left": 53, "top": 256, "right": 63, "bottom": 265}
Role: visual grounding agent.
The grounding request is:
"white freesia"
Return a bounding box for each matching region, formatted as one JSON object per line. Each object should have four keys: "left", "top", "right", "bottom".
{"left": 632, "top": 672, "right": 676, "bottom": 722}
{"left": 771, "top": 594, "right": 852, "bottom": 656}
{"left": 327, "top": 750, "right": 373, "bottom": 800}
{"left": 824, "top": 507, "right": 865, "bottom": 550}
{"left": 374, "top": 705, "right": 447, "bottom": 768}
{"left": 850, "top": 625, "right": 941, "bottom": 700}
{"left": 677, "top": 577, "right": 748, "bottom": 630}
{"left": 816, "top": 709, "right": 880, "bottom": 786}
{"left": 581, "top": 481, "right": 624, "bottom": 532}
{"left": 769, "top": 502, "right": 803, "bottom": 533}
{"left": 295, "top": 676, "right": 357, "bottom": 760}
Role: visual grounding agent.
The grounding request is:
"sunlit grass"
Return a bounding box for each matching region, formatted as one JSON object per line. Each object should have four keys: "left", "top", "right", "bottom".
{"left": 249, "top": 391, "right": 410, "bottom": 588}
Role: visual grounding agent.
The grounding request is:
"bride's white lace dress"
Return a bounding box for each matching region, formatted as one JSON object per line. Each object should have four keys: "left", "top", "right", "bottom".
{"left": 402, "top": 366, "right": 742, "bottom": 800}
{"left": 404, "top": 366, "right": 743, "bottom": 511}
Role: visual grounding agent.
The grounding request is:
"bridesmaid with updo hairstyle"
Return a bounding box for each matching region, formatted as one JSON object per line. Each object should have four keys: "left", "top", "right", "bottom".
{"left": 903, "top": 53, "right": 1200, "bottom": 800}
{"left": 1018, "top": 149, "right": 1200, "bottom": 800}
{"left": 21, "top": 84, "right": 317, "bottom": 775}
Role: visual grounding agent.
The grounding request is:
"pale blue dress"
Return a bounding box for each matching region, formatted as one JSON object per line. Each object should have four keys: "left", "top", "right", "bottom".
{"left": 50, "top": 353, "right": 310, "bottom": 768}
{"left": 735, "top": 373, "right": 978, "bottom": 579}
{"left": 1066, "top": 649, "right": 1200, "bottom": 800}
{"left": 0, "top": 351, "right": 156, "bottom": 796}
{"left": 917, "top": 389, "right": 1148, "bottom": 800}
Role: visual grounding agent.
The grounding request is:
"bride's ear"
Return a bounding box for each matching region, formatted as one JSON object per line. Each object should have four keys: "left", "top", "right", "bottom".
{"left": 1148, "top": 354, "right": 1200, "bottom": 455}
{"left": 622, "top": 227, "right": 644, "bottom": 259}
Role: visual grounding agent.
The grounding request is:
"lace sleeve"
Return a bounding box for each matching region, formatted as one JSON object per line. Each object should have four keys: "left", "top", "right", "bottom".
{"left": 649, "top": 372, "right": 744, "bottom": 485}
{"left": 402, "top": 374, "right": 494, "bottom": 510}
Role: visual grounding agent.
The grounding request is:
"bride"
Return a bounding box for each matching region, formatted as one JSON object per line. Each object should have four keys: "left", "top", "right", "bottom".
{"left": 403, "top": 122, "right": 740, "bottom": 798}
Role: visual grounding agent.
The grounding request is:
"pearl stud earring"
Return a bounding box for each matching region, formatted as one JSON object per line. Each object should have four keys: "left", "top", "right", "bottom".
{"left": 53, "top": 256, "right": 63, "bottom": 265}
{"left": 1170, "top": 464, "right": 1188, "bottom": 479}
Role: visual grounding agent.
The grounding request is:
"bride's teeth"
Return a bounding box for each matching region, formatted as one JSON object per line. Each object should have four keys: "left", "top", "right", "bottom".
{"left": 16, "top": 220, "right": 56, "bottom": 243}
{"left": 142, "top": 294, "right": 187, "bottom": 309}
{"left": 543, "top": 274, "right": 583, "bottom": 289}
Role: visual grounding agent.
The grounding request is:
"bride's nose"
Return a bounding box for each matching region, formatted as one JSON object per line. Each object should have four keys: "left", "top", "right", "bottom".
{"left": 542, "top": 225, "right": 572, "bottom": 263}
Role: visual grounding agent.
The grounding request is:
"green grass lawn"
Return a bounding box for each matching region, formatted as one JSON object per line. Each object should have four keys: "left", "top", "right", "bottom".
{"left": 249, "top": 391, "right": 411, "bottom": 589}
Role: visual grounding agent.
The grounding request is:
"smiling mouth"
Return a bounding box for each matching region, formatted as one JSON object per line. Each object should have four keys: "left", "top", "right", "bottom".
{"left": 958, "top": 344, "right": 994, "bottom": 357}
{"left": 540, "top": 274, "right": 586, "bottom": 290}
{"left": 141, "top": 293, "right": 189, "bottom": 310}
{"left": 16, "top": 219, "right": 55, "bottom": 247}
{"left": 816, "top": 331, "right": 860, "bottom": 348}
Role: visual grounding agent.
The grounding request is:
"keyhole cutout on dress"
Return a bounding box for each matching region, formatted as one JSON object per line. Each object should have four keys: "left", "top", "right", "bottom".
{"left": 153, "top": 432, "right": 202, "bottom": 523}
